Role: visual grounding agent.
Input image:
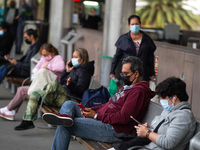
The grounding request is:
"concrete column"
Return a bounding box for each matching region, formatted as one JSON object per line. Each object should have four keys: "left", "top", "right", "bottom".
{"left": 102, "top": 0, "right": 136, "bottom": 57}
{"left": 121, "top": 0, "right": 136, "bottom": 34}
{"left": 49, "top": 0, "right": 73, "bottom": 48}
{"left": 102, "top": 0, "right": 123, "bottom": 57}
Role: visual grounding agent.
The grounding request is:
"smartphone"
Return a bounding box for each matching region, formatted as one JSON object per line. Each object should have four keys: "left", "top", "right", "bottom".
{"left": 77, "top": 104, "right": 86, "bottom": 110}
{"left": 68, "top": 61, "right": 73, "bottom": 67}
{"left": 130, "top": 116, "right": 141, "bottom": 124}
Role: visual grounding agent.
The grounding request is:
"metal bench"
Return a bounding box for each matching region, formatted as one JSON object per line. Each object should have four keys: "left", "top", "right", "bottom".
{"left": 4, "top": 77, "right": 31, "bottom": 94}
{"left": 40, "top": 101, "right": 200, "bottom": 150}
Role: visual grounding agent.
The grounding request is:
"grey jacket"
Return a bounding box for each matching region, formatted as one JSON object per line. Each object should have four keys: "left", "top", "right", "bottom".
{"left": 145, "top": 102, "right": 196, "bottom": 150}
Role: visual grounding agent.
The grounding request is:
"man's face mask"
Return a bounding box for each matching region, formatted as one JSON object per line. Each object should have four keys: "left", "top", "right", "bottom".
{"left": 25, "top": 38, "right": 31, "bottom": 44}
{"left": 120, "top": 72, "right": 135, "bottom": 86}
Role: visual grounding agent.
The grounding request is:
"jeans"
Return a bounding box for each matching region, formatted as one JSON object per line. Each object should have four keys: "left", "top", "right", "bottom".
{"left": 51, "top": 101, "right": 118, "bottom": 150}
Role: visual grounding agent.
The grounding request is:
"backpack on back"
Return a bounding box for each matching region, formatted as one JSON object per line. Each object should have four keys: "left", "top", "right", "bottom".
{"left": 81, "top": 86, "right": 111, "bottom": 107}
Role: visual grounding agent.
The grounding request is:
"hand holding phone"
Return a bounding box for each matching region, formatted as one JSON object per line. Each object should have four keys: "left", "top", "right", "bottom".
{"left": 130, "top": 116, "right": 141, "bottom": 124}
{"left": 68, "top": 61, "right": 73, "bottom": 67}
{"left": 77, "top": 104, "right": 86, "bottom": 110}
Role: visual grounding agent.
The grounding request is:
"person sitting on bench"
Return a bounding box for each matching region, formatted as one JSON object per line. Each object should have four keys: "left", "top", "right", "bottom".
{"left": 0, "top": 29, "right": 41, "bottom": 83}
{"left": 130, "top": 77, "right": 196, "bottom": 150}
{"left": 42, "top": 56, "right": 156, "bottom": 150}
{"left": 0, "top": 43, "right": 65, "bottom": 121}
{"left": 14, "top": 48, "right": 94, "bottom": 130}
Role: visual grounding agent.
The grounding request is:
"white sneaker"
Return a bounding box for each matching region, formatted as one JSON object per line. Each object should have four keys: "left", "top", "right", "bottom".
{"left": 0, "top": 107, "right": 15, "bottom": 121}
{"left": 0, "top": 107, "right": 7, "bottom": 117}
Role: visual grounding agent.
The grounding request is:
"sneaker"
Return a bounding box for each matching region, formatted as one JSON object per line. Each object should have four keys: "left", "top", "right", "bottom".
{"left": 42, "top": 113, "right": 74, "bottom": 127}
{"left": 0, "top": 112, "right": 14, "bottom": 120}
{"left": 14, "top": 120, "right": 35, "bottom": 130}
{"left": 0, "top": 107, "right": 15, "bottom": 121}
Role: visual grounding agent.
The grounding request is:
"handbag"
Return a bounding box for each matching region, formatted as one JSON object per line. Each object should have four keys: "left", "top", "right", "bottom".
{"left": 27, "top": 68, "right": 57, "bottom": 95}
{"left": 113, "top": 119, "right": 166, "bottom": 150}
{"left": 113, "top": 133, "right": 151, "bottom": 150}
{"left": 108, "top": 78, "right": 118, "bottom": 96}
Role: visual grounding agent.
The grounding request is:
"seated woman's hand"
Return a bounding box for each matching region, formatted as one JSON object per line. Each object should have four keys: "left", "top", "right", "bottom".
{"left": 66, "top": 77, "right": 71, "bottom": 86}
{"left": 135, "top": 124, "right": 149, "bottom": 137}
{"left": 43, "top": 65, "right": 48, "bottom": 69}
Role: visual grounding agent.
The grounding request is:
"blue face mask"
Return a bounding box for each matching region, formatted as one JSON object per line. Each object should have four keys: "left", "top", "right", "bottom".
{"left": 71, "top": 58, "right": 80, "bottom": 67}
{"left": 130, "top": 25, "right": 140, "bottom": 34}
{"left": 0, "top": 30, "right": 4, "bottom": 36}
{"left": 160, "top": 97, "right": 174, "bottom": 111}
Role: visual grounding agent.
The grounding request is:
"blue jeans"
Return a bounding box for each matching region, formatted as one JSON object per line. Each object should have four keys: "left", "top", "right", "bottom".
{"left": 51, "top": 101, "right": 118, "bottom": 150}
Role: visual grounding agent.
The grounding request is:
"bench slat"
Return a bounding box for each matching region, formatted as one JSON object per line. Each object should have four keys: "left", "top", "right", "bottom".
{"left": 40, "top": 105, "right": 59, "bottom": 114}
{"left": 76, "top": 137, "right": 112, "bottom": 150}
{"left": 4, "top": 77, "right": 31, "bottom": 85}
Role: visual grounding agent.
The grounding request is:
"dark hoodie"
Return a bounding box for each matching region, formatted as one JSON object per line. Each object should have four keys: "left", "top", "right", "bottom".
{"left": 92, "top": 81, "right": 155, "bottom": 134}
{"left": 60, "top": 61, "right": 95, "bottom": 99}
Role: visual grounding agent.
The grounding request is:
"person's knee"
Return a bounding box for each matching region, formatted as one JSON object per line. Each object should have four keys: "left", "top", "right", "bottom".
{"left": 17, "top": 86, "right": 26, "bottom": 94}
{"left": 62, "top": 101, "right": 74, "bottom": 108}
{"left": 60, "top": 100, "right": 76, "bottom": 112}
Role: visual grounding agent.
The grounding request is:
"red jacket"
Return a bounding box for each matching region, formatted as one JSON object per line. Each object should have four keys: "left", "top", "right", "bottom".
{"left": 92, "top": 81, "right": 155, "bottom": 134}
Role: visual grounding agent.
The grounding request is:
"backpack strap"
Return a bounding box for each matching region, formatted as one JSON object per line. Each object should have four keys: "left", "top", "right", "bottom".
{"left": 180, "top": 107, "right": 190, "bottom": 110}
{"left": 153, "top": 119, "right": 165, "bottom": 133}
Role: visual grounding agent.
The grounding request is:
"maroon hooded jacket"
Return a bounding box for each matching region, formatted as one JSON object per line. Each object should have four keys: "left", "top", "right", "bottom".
{"left": 92, "top": 81, "right": 155, "bottom": 134}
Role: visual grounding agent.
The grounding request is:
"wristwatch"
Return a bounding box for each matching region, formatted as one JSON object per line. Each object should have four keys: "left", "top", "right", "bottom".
{"left": 93, "top": 113, "right": 98, "bottom": 120}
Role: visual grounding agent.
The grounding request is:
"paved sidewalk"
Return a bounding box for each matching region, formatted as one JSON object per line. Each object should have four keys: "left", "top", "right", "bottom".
{"left": 0, "top": 82, "right": 87, "bottom": 150}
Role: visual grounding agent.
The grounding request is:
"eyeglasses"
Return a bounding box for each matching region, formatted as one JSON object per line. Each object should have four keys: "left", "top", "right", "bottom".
{"left": 120, "top": 72, "right": 133, "bottom": 78}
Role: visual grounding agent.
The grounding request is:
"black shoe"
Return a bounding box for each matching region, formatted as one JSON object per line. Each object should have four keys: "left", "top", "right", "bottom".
{"left": 42, "top": 113, "right": 74, "bottom": 127}
{"left": 14, "top": 120, "right": 35, "bottom": 130}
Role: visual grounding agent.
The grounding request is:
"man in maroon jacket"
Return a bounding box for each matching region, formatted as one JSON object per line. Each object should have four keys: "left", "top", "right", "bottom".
{"left": 43, "top": 56, "right": 156, "bottom": 150}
